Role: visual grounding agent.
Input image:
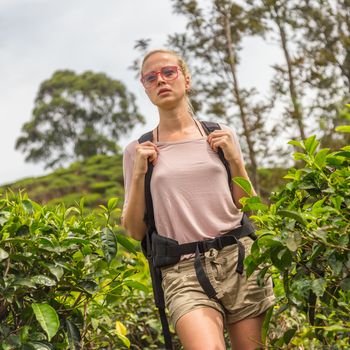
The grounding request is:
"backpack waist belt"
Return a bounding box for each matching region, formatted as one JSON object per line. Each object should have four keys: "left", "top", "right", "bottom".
{"left": 151, "top": 214, "right": 256, "bottom": 299}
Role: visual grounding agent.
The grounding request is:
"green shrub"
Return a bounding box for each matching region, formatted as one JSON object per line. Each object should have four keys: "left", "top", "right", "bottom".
{"left": 239, "top": 135, "right": 350, "bottom": 348}
{"left": 89, "top": 182, "right": 116, "bottom": 192}
{"left": 0, "top": 193, "right": 149, "bottom": 349}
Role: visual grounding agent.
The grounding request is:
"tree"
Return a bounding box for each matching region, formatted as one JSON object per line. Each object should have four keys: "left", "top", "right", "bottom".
{"left": 246, "top": 0, "right": 309, "bottom": 143}
{"left": 161, "top": 0, "right": 274, "bottom": 193}
{"left": 16, "top": 70, "right": 144, "bottom": 168}
{"left": 132, "top": 0, "right": 349, "bottom": 192}
{"left": 238, "top": 0, "right": 350, "bottom": 153}
{"left": 295, "top": 0, "right": 350, "bottom": 149}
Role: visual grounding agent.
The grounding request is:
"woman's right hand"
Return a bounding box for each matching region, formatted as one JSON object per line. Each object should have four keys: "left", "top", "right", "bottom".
{"left": 133, "top": 141, "right": 159, "bottom": 175}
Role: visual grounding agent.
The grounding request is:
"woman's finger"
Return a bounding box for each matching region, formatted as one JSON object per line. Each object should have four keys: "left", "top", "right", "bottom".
{"left": 140, "top": 141, "right": 159, "bottom": 152}
{"left": 207, "top": 130, "right": 230, "bottom": 142}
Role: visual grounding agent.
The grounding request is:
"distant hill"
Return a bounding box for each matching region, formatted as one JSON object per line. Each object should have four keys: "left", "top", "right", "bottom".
{"left": 0, "top": 154, "right": 124, "bottom": 210}
{"left": 0, "top": 153, "right": 287, "bottom": 212}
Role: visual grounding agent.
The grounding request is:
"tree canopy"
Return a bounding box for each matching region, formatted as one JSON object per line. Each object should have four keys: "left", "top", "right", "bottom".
{"left": 16, "top": 70, "right": 144, "bottom": 168}
{"left": 133, "top": 0, "right": 350, "bottom": 194}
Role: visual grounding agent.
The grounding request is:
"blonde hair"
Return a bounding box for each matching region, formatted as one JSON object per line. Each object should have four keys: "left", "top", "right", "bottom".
{"left": 141, "top": 49, "right": 195, "bottom": 116}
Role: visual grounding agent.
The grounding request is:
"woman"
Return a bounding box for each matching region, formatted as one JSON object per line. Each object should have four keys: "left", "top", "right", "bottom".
{"left": 121, "top": 49, "right": 275, "bottom": 350}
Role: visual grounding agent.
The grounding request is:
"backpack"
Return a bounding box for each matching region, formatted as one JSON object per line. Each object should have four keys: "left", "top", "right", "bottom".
{"left": 137, "top": 120, "right": 255, "bottom": 349}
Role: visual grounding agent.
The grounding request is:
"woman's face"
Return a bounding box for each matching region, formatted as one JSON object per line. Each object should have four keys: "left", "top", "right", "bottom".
{"left": 141, "top": 52, "right": 190, "bottom": 109}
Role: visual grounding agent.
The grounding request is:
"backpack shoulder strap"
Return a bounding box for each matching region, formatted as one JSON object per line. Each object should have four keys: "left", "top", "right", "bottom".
{"left": 200, "top": 120, "right": 221, "bottom": 134}
{"left": 138, "top": 130, "right": 156, "bottom": 249}
{"left": 200, "top": 121, "right": 233, "bottom": 192}
{"left": 138, "top": 130, "right": 154, "bottom": 143}
{"left": 138, "top": 131, "right": 173, "bottom": 349}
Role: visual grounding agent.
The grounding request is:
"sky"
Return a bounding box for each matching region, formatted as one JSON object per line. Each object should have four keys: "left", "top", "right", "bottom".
{"left": 0, "top": 0, "right": 282, "bottom": 186}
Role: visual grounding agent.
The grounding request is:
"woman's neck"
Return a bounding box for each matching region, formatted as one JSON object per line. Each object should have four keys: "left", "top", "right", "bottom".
{"left": 156, "top": 106, "right": 203, "bottom": 142}
{"left": 158, "top": 105, "right": 194, "bottom": 132}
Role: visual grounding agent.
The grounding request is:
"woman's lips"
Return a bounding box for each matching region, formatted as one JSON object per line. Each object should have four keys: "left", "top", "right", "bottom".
{"left": 158, "top": 89, "right": 171, "bottom": 96}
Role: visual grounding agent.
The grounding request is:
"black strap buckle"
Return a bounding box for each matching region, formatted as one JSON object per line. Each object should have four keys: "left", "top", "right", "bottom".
{"left": 216, "top": 237, "right": 223, "bottom": 250}
{"left": 198, "top": 237, "right": 225, "bottom": 253}
{"left": 197, "top": 240, "right": 209, "bottom": 253}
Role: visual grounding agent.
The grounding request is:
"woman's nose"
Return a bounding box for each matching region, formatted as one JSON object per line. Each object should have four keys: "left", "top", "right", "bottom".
{"left": 156, "top": 73, "right": 165, "bottom": 85}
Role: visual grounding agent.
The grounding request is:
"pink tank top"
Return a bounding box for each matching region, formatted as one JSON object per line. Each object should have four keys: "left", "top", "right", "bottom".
{"left": 122, "top": 124, "right": 244, "bottom": 244}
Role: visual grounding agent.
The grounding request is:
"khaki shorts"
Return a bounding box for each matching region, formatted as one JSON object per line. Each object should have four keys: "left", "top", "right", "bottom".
{"left": 161, "top": 236, "right": 275, "bottom": 327}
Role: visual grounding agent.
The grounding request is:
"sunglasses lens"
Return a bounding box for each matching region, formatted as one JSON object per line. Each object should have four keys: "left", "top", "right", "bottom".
{"left": 161, "top": 66, "right": 178, "bottom": 79}
{"left": 143, "top": 73, "right": 157, "bottom": 86}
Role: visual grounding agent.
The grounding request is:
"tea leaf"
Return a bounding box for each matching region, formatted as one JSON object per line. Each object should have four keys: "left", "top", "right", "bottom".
{"left": 116, "top": 233, "right": 137, "bottom": 255}
{"left": 31, "top": 275, "right": 57, "bottom": 287}
{"left": 115, "top": 320, "right": 127, "bottom": 335}
{"left": 233, "top": 177, "right": 253, "bottom": 196}
{"left": 66, "top": 319, "right": 81, "bottom": 350}
{"left": 335, "top": 125, "right": 350, "bottom": 133}
{"left": 278, "top": 210, "right": 306, "bottom": 226}
{"left": 0, "top": 247, "right": 9, "bottom": 261}
{"left": 107, "top": 197, "right": 119, "bottom": 211}
{"left": 101, "top": 227, "right": 117, "bottom": 263}
{"left": 32, "top": 303, "right": 60, "bottom": 341}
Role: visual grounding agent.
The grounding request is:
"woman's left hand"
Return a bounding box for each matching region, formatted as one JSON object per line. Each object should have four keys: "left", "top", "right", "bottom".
{"left": 207, "top": 130, "right": 242, "bottom": 165}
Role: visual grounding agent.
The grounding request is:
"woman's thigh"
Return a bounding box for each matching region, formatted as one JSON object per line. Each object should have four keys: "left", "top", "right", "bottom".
{"left": 175, "top": 307, "right": 226, "bottom": 350}
{"left": 227, "top": 312, "right": 266, "bottom": 350}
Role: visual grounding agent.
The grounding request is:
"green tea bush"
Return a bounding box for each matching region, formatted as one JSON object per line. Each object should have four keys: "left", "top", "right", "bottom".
{"left": 239, "top": 135, "right": 350, "bottom": 348}
{"left": 0, "top": 193, "right": 155, "bottom": 349}
{"left": 1, "top": 154, "right": 124, "bottom": 211}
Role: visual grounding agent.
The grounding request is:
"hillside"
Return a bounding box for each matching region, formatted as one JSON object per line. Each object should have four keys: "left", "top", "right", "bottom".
{"left": 0, "top": 154, "right": 124, "bottom": 210}
{"left": 0, "top": 153, "right": 287, "bottom": 213}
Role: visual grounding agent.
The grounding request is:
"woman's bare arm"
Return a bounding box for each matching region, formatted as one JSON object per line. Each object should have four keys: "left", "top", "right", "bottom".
{"left": 121, "top": 141, "right": 159, "bottom": 240}
{"left": 121, "top": 172, "right": 147, "bottom": 240}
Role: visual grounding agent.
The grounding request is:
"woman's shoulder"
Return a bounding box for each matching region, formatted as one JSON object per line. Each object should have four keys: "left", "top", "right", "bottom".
{"left": 217, "top": 122, "right": 235, "bottom": 132}
{"left": 216, "top": 122, "right": 238, "bottom": 137}
{"left": 123, "top": 139, "right": 138, "bottom": 154}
